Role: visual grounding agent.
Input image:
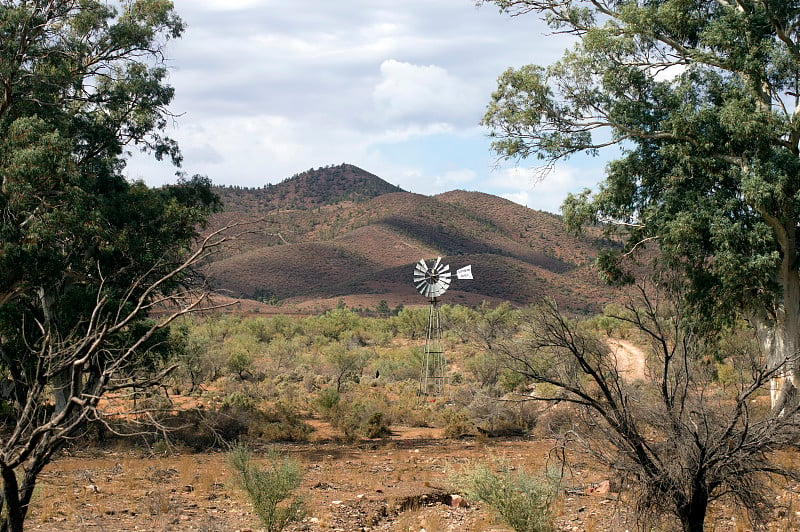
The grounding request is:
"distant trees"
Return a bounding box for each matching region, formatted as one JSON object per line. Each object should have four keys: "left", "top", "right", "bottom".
{"left": 0, "top": 1, "right": 222, "bottom": 530}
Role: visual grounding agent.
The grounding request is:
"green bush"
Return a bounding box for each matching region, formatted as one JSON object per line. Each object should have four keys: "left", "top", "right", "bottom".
{"left": 457, "top": 461, "right": 556, "bottom": 532}
{"left": 227, "top": 444, "right": 305, "bottom": 532}
{"left": 324, "top": 394, "right": 392, "bottom": 442}
{"left": 256, "top": 402, "right": 313, "bottom": 442}
{"left": 362, "top": 411, "right": 391, "bottom": 438}
{"left": 314, "top": 386, "right": 340, "bottom": 415}
{"left": 442, "top": 409, "right": 476, "bottom": 439}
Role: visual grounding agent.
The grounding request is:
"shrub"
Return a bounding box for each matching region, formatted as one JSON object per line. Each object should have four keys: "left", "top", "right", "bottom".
{"left": 457, "top": 461, "right": 556, "bottom": 532}
{"left": 324, "top": 393, "right": 392, "bottom": 442}
{"left": 362, "top": 411, "right": 391, "bottom": 438}
{"left": 442, "top": 409, "right": 477, "bottom": 439}
{"left": 166, "top": 405, "right": 251, "bottom": 450}
{"left": 227, "top": 444, "right": 305, "bottom": 532}
{"left": 256, "top": 402, "right": 313, "bottom": 442}
{"left": 314, "top": 386, "right": 340, "bottom": 415}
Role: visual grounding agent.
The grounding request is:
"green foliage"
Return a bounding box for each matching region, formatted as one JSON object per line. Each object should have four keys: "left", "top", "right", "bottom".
{"left": 322, "top": 343, "right": 370, "bottom": 393}
{"left": 0, "top": 1, "right": 219, "bottom": 529}
{"left": 315, "top": 307, "right": 361, "bottom": 341}
{"left": 227, "top": 445, "right": 305, "bottom": 532}
{"left": 257, "top": 402, "right": 313, "bottom": 442}
{"left": 314, "top": 386, "right": 341, "bottom": 415}
{"left": 442, "top": 409, "right": 476, "bottom": 439}
{"left": 456, "top": 461, "right": 556, "bottom": 532}
{"left": 375, "top": 299, "right": 391, "bottom": 317}
{"left": 362, "top": 411, "right": 390, "bottom": 439}
{"left": 394, "top": 306, "right": 428, "bottom": 339}
{"left": 482, "top": 0, "right": 800, "bottom": 377}
{"left": 320, "top": 387, "right": 393, "bottom": 442}
{"left": 165, "top": 321, "right": 217, "bottom": 393}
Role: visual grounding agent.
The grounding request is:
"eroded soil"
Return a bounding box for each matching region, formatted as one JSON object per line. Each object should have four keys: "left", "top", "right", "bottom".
{"left": 27, "top": 424, "right": 800, "bottom": 531}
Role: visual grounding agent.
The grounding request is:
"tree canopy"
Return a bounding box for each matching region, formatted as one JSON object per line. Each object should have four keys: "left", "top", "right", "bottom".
{"left": 0, "top": 1, "right": 220, "bottom": 529}
{"left": 482, "top": 0, "right": 800, "bottom": 409}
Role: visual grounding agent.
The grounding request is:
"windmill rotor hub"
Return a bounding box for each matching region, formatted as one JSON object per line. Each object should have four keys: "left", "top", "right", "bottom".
{"left": 413, "top": 257, "right": 451, "bottom": 299}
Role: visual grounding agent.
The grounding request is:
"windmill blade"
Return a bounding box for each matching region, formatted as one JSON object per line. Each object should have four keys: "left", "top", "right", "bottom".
{"left": 412, "top": 257, "right": 452, "bottom": 298}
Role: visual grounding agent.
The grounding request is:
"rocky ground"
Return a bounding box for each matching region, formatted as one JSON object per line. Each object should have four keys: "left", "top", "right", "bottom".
{"left": 26, "top": 425, "right": 800, "bottom": 531}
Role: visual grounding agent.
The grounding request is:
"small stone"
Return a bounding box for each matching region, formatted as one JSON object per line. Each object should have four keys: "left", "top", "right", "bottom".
{"left": 332, "top": 500, "right": 344, "bottom": 505}
{"left": 449, "top": 495, "right": 468, "bottom": 508}
{"left": 594, "top": 480, "right": 612, "bottom": 494}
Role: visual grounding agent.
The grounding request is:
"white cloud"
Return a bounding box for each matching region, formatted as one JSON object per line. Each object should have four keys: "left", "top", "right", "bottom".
{"left": 189, "top": 0, "right": 263, "bottom": 11}
{"left": 488, "top": 163, "right": 601, "bottom": 213}
{"left": 126, "top": 0, "right": 602, "bottom": 212}
{"left": 373, "top": 60, "right": 482, "bottom": 126}
{"left": 436, "top": 169, "right": 477, "bottom": 188}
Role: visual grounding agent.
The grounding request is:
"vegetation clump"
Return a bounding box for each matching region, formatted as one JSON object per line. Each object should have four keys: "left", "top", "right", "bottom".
{"left": 456, "top": 461, "right": 556, "bottom": 532}
{"left": 227, "top": 444, "right": 305, "bottom": 532}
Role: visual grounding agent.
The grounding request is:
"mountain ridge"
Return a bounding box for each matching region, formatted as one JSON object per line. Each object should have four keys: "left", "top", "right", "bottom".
{"left": 203, "top": 163, "right": 616, "bottom": 314}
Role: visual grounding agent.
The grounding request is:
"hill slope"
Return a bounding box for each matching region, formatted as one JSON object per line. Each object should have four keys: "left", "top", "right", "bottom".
{"left": 203, "top": 164, "right": 616, "bottom": 313}
{"left": 214, "top": 164, "right": 403, "bottom": 212}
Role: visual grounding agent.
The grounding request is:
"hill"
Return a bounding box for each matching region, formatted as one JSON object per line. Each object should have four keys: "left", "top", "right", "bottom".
{"left": 214, "top": 164, "right": 403, "bottom": 212}
{"left": 202, "top": 164, "right": 617, "bottom": 314}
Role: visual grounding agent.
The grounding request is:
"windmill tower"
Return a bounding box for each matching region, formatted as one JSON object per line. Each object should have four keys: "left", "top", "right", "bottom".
{"left": 413, "top": 257, "right": 472, "bottom": 397}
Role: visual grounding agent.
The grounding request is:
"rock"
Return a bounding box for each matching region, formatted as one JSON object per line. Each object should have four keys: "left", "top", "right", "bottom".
{"left": 595, "top": 480, "right": 612, "bottom": 494}
{"left": 448, "top": 494, "right": 468, "bottom": 508}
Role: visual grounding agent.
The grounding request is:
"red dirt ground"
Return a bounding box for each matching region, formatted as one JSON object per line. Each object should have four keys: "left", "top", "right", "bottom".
{"left": 27, "top": 423, "right": 800, "bottom": 531}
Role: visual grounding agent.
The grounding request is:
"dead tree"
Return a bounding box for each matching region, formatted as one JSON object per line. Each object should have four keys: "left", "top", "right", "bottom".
{"left": 0, "top": 225, "right": 242, "bottom": 531}
{"left": 502, "top": 285, "right": 800, "bottom": 532}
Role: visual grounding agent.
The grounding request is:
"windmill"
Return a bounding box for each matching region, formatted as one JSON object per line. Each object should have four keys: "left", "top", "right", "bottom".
{"left": 413, "top": 257, "right": 472, "bottom": 397}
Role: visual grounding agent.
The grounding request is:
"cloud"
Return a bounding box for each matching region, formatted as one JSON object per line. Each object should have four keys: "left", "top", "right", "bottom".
{"left": 373, "top": 60, "right": 483, "bottom": 126}
{"left": 126, "top": 0, "right": 601, "bottom": 214}
{"left": 488, "top": 162, "right": 602, "bottom": 213}
{"left": 192, "top": 0, "right": 262, "bottom": 11}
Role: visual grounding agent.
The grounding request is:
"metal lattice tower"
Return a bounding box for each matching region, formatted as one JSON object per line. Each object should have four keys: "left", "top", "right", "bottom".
{"left": 420, "top": 296, "right": 446, "bottom": 396}
{"left": 413, "top": 258, "right": 451, "bottom": 397}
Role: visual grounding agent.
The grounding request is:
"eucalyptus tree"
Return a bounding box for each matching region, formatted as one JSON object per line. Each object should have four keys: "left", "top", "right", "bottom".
{"left": 481, "top": 1, "right": 800, "bottom": 409}
{"left": 0, "top": 1, "right": 222, "bottom": 530}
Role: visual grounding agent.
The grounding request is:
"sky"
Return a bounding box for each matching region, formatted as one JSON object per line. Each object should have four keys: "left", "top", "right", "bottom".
{"left": 125, "top": 0, "right": 612, "bottom": 214}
